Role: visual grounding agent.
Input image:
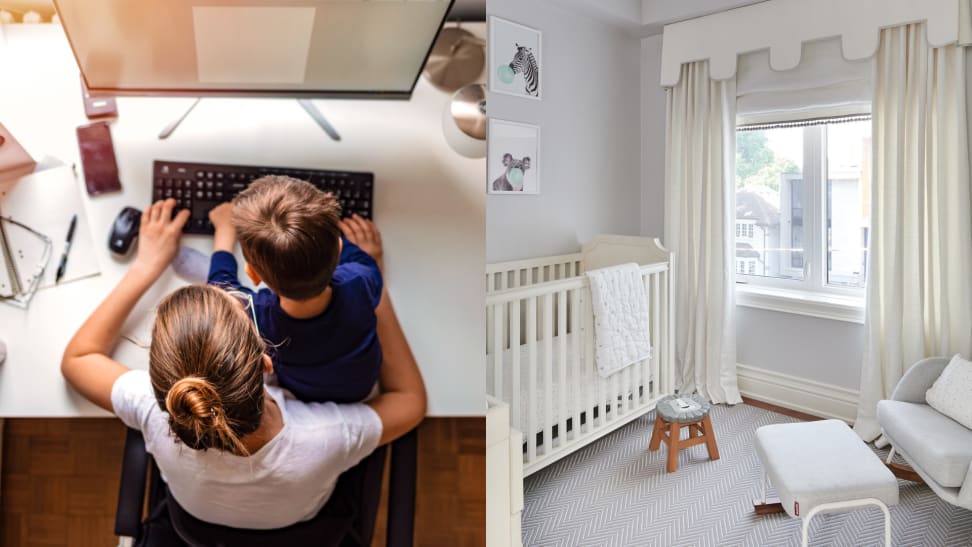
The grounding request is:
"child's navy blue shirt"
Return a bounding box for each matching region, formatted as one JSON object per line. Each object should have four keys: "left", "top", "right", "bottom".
{"left": 207, "top": 238, "right": 383, "bottom": 403}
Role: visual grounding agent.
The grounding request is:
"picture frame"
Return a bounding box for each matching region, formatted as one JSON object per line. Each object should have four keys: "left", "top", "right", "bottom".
{"left": 488, "top": 119, "right": 540, "bottom": 195}
{"left": 488, "top": 16, "right": 542, "bottom": 100}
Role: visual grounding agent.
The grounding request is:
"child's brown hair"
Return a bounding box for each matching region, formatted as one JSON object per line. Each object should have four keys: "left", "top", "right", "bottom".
{"left": 233, "top": 176, "right": 342, "bottom": 300}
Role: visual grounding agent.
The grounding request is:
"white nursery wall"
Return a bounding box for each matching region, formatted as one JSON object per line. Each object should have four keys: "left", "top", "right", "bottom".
{"left": 486, "top": 0, "right": 643, "bottom": 263}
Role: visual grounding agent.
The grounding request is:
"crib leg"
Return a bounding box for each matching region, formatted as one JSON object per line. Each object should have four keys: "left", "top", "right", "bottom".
{"left": 648, "top": 416, "right": 664, "bottom": 452}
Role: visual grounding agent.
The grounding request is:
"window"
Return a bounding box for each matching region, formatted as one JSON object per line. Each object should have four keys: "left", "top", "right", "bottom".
{"left": 735, "top": 116, "right": 871, "bottom": 295}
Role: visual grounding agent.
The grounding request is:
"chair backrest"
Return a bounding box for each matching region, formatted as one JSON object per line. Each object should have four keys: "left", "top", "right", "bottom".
{"left": 117, "top": 427, "right": 419, "bottom": 547}
{"left": 168, "top": 444, "right": 388, "bottom": 547}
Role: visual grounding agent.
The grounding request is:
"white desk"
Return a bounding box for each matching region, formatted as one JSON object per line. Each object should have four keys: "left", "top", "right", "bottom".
{"left": 0, "top": 24, "right": 486, "bottom": 417}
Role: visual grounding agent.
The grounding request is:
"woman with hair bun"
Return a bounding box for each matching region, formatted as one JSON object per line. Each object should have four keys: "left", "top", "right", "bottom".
{"left": 61, "top": 199, "right": 426, "bottom": 530}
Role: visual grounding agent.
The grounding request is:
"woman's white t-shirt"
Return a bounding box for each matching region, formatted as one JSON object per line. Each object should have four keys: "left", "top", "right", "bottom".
{"left": 110, "top": 370, "right": 382, "bottom": 530}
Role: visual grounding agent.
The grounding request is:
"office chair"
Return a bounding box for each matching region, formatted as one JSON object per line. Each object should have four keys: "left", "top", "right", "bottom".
{"left": 114, "top": 426, "right": 419, "bottom": 547}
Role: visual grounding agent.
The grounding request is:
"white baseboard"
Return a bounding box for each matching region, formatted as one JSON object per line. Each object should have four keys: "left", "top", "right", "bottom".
{"left": 736, "top": 364, "right": 859, "bottom": 424}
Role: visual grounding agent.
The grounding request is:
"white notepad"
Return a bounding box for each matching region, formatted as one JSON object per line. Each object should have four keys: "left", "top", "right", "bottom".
{"left": 0, "top": 166, "right": 101, "bottom": 302}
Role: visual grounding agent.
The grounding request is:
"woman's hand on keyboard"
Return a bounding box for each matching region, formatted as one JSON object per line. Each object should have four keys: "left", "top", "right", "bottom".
{"left": 133, "top": 198, "right": 190, "bottom": 280}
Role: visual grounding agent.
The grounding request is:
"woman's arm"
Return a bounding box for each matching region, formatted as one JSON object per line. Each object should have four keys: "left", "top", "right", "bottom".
{"left": 61, "top": 199, "right": 190, "bottom": 411}
{"left": 367, "top": 288, "right": 427, "bottom": 445}
{"left": 339, "top": 216, "right": 425, "bottom": 443}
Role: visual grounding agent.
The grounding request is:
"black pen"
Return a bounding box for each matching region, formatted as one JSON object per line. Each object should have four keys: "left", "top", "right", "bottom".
{"left": 55, "top": 214, "right": 78, "bottom": 284}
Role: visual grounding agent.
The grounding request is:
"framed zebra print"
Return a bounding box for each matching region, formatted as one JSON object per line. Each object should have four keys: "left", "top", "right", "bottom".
{"left": 488, "top": 119, "right": 540, "bottom": 195}
{"left": 488, "top": 16, "right": 542, "bottom": 100}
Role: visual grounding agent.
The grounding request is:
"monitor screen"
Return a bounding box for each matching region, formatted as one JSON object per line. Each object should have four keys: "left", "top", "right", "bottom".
{"left": 53, "top": 0, "right": 454, "bottom": 99}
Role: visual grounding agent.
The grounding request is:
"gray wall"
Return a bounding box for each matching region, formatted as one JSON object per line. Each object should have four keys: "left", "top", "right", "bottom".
{"left": 486, "top": 0, "right": 643, "bottom": 263}
{"left": 640, "top": 34, "right": 665, "bottom": 237}
{"left": 735, "top": 309, "right": 865, "bottom": 388}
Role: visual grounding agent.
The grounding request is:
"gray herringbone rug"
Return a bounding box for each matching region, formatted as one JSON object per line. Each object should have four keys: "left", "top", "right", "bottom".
{"left": 522, "top": 403, "right": 972, "bottom": 546}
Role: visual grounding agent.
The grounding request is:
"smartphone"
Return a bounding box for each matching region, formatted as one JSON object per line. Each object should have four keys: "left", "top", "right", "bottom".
{"left": 76, "top": 121, "right": 122, "bottom": 195}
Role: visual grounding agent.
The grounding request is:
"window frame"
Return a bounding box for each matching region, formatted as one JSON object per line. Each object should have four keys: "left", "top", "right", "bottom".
{"left": 734, "top": 121, "right": 869, "bottom": 302}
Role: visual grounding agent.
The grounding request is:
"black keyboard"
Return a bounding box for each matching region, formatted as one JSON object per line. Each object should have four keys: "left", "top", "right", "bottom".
{"left": 152, "top": 160, "right": 374, "bottom": 234}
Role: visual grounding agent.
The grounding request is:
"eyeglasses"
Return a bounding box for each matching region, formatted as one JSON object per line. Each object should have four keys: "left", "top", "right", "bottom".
{"left": 226, "top": 289, "right": 260, "bottom": 334}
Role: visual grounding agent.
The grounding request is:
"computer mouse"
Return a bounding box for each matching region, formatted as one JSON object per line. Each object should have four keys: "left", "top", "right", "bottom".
{"left": 109, "top": 206, "right": 142, "bottom": 255}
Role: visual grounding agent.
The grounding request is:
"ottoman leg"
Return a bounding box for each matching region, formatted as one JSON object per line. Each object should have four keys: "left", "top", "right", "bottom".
{"left": 801, "top": 498, "right": 892, "bottom": 547}
{"left": 666, "top": 422, "right": 681, "bottom": 472}
{"left": 801, "top": 515, "right": 811, "bottom": 547}
{"left": 648, "top": 416, "right": 664, "bottom": 452}
{"left": 702, "top": 415, "right": 720, "bottom": 461}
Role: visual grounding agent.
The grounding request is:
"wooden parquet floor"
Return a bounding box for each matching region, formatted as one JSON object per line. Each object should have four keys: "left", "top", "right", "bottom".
{"left": 1, "top": 417, "right": 485, "bottom": 547}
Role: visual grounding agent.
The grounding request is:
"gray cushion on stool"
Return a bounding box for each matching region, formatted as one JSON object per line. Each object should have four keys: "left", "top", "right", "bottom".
{"left": 657, "top": 394, "right": 710, "bottom": 423}
{"left": 755, "top": 419, "right": 899, "bottom": 518}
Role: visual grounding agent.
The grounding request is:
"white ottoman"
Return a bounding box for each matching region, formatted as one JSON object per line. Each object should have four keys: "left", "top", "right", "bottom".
{"left": 755, "top": 419, "right": 899, "bottom": 547}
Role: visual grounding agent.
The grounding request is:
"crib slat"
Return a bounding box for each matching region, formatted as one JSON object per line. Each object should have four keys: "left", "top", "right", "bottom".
{"left": 652, "top": 273, "right": 661, "bottom": 401}
{"left": 641, "top": 272, "right": 651, "bottom": 403}
{"left": 570, "top": 288, "right": 582, "bottom": 437}
{"left": 666, "top": 269, "right": 675, "bottom": 395}
{"left": 526, "top": 296, "right": 538, "bottom": 463}
{"left": 612, "top": 371, "right": 620, "bottom": 419}
{"left": 644, "top": 272, "right": 652, "bottom": 400}
{"left": 543, "top": 293, "right": 554, "bottom": 456}
{"left": 557, "top": 289, "right": 568, "bottom": 448}
{"left": 621, "top": 363, "right": 638, "bottom": 414}
{"left": 581, "top": 289, "right": 592, "bottom": 428}
{"left": 511, "top": 299, "right": 521, "bottom": 439}
{"left": 485, "top": 301, "right": 493, "bottom": 356}
{"left": 493, "top": 302, "right": 504, "bottom": 400}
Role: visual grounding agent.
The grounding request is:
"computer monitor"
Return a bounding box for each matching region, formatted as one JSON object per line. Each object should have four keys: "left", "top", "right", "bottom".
{"left": 52, "top": 0, "right": 455, "bottom": 99}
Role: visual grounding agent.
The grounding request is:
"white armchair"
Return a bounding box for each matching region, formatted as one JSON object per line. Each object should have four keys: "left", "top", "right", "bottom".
{"left": 877, "top": 357, "right": 972, "bottom": 511}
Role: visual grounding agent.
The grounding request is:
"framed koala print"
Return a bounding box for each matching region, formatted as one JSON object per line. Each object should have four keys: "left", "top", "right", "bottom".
{"left": 488, "top": 119, "right": 540, "bottom": 195}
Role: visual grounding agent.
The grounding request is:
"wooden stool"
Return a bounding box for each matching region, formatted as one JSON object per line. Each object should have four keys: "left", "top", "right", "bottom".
{"left": 649, "top": 395, "right": 720, "bottom": 472}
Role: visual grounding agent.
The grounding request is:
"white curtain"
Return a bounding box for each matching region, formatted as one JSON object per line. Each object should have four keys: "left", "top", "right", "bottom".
{"left": 855, "top": 23, "right": 972, "bottom": 441}
{"left": 664, "top": 61, "right": 743, "bottom": 404}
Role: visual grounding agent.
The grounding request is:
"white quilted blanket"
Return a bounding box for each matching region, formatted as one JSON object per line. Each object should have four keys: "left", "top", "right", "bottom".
{"left": 585, "top": 263, "right": 652, "bottom": 377}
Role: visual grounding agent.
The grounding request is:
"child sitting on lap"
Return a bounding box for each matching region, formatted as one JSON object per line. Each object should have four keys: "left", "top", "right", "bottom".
{"left": 207, "top": 176, "right": 383, "bottom": 403}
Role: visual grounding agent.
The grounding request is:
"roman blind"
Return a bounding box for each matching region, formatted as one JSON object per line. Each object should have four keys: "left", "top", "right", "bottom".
{"left": 736, "top": 38, "right": 872, "bottom": 126}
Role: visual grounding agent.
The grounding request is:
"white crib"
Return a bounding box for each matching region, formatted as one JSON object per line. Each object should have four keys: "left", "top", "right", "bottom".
{"left": 486, "top": 235, "right": 676, "bottom": 476}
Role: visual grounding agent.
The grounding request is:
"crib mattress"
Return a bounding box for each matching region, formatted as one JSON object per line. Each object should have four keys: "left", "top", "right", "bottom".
{"left": 487, "top": 333, "right": 653, "bottom": 436}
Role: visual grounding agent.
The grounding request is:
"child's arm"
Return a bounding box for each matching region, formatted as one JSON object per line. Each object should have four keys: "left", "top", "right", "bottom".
{"left": 209, "top": 203, "right": 236, "bottom": 254}
{"left": 339, "top": 214, "right": 383, "bottom": 272}
{"left": 339, "top": 215, "right": 384, "bottom": 308}
{"left": 206, "top": 203, "right": 249, "bottom": 292}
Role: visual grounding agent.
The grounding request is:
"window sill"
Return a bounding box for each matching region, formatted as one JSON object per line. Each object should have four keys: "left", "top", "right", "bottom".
{"left": 735, "top": 284, "right": 865, "bottom": 324}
